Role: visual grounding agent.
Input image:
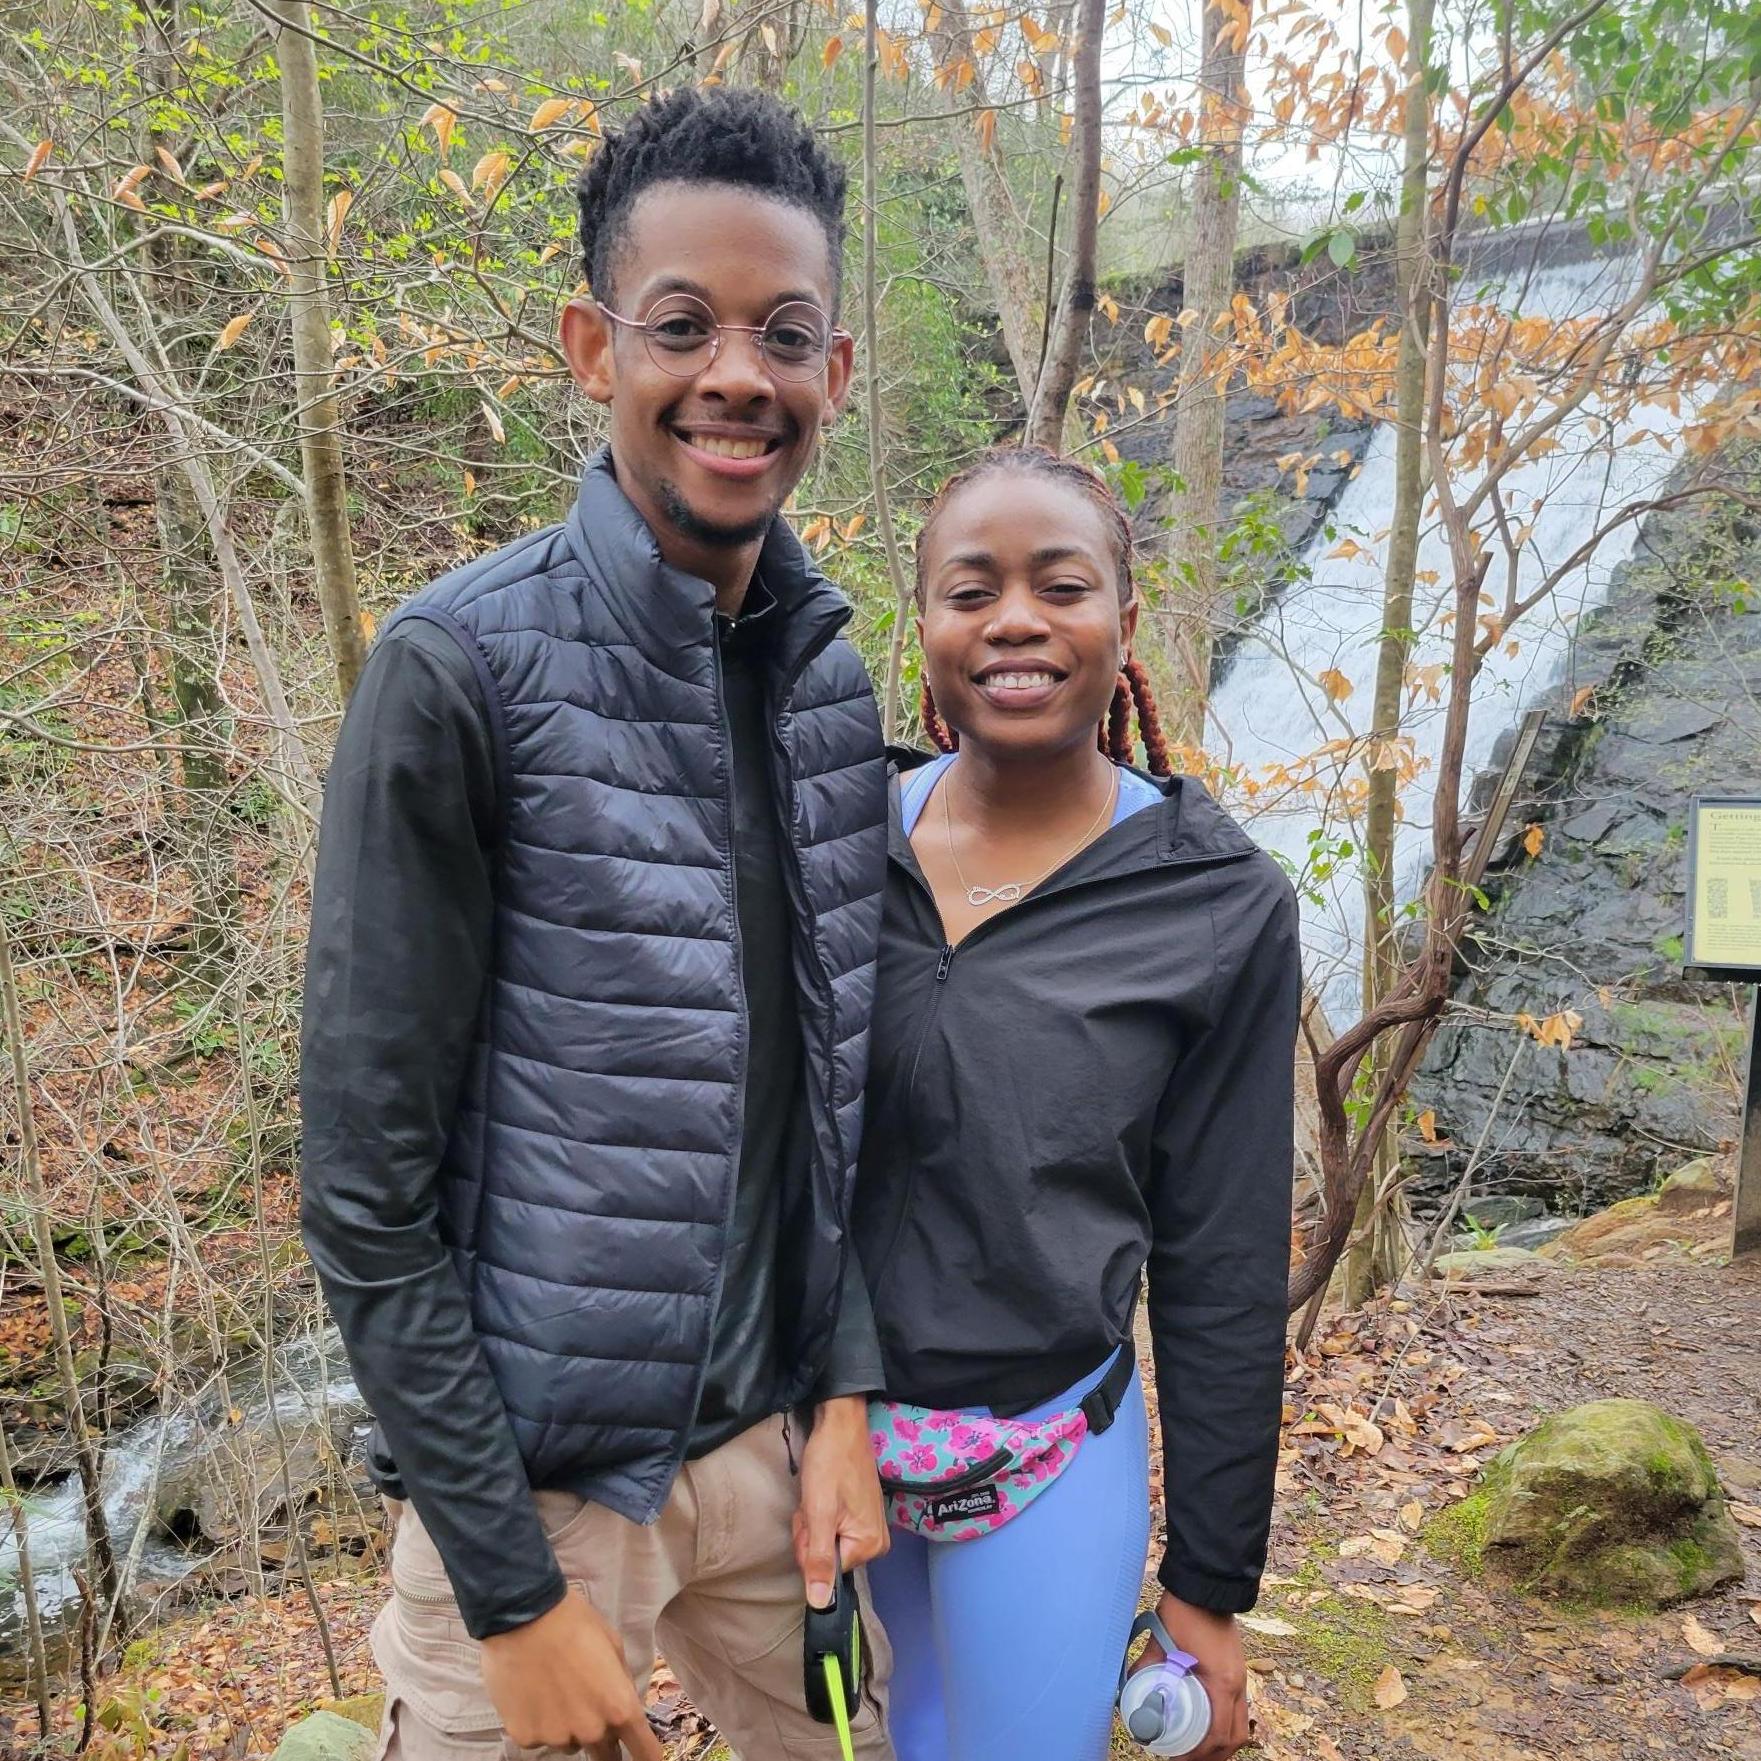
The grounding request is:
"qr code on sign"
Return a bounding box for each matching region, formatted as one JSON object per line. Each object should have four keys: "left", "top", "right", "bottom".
{"left": 1708, "top": 878, "right": 1729, "bottom": 919}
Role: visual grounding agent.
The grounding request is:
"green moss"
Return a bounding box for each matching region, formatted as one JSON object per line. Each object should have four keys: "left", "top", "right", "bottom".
{"left": 121, "top": 1636, "right": 160, "bottom": 1671}
{"left": 1667, "top": 1535, "right": 1716, "bottom": 1595}
{"left": 1286, "top": 1595, "right": 1400, "bottom": 1711}
{"left": 321, "top": 1695, "right": 384, "bottom": 1733}
{"left": 1425, "top": 1477, "right": 1501, "bottom": 1577}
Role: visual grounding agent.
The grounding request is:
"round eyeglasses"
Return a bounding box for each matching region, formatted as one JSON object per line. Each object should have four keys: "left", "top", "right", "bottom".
{"left": 597, "top": 294, "right": 848, "bottom": 382}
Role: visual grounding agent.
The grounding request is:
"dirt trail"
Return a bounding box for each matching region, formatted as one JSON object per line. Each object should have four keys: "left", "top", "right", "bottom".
{"left": 1184, "top": 1254, "right": 1761, "bottom": 1761}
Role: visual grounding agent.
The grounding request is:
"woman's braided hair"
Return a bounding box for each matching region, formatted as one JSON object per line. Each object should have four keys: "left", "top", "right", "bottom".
{"left": 914, "top": 446, "right": 1173, "bottom": 776}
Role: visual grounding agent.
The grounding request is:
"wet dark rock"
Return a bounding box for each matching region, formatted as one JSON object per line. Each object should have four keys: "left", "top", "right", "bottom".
{"left": 1409, "top": 483, "right": 1761, "bottom": 1215}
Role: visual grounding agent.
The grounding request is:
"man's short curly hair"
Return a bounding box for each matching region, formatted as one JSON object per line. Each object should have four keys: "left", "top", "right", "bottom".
{"left": 576, "top": 86, "right": 847, "bottom": 309}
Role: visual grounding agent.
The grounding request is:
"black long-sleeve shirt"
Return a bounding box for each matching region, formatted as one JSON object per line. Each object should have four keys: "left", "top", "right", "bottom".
{"left": 300, "top": 596, "right": 881, "bottom": 1639}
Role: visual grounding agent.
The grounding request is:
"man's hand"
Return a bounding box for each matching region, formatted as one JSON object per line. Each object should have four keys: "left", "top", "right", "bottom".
{"left": 1135, "top": 1592, "right": 1254, "bottom": 1759}
{"left": 479, "top": 1587, "right": 664, "bottom": 1761}
{"left": 792, "top": 1395, "right": 889, "bottom": 1607}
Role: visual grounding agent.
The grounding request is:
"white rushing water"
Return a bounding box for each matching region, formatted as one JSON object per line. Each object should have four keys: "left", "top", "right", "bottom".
{"left": 1207, "top": 256, "right": 1693, "bottom": 1022}
{"left": 0, "top": 1333, "right": 360, "bottom": 1649}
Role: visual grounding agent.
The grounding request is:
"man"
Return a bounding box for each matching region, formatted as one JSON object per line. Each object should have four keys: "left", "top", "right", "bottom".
{"left": 300, "top": 85, "right": 894, "bottom": 1761}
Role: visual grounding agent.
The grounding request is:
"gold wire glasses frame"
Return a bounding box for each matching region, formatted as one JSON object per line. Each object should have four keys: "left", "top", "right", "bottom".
{"left": 596, "top": 293, "right": 850, "bottom": 382}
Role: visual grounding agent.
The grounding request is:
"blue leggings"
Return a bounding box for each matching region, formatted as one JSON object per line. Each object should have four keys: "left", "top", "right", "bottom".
{"left": 866, "top": 1354, "right": 1151, "bottom": 1761}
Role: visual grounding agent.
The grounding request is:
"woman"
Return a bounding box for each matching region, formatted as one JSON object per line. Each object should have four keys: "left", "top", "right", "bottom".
{"left": 854, "top": 447, "right": 1300, "bottom": 1761}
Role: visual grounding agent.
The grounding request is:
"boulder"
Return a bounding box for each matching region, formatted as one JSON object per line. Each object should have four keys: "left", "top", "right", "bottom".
{"left": 1656, "top": 1157, "right": 1728, "bottom": 1215}
{"left": 1478, "top": 1399, "right": 1744, "bottom": 1606}
{"left": 324, "top": 1695, "right": 385, "bottom": 1733}
{"left": 1481, "top": 1215, "right": 1575, "bottom": 1253}
{"left": 1432, "top": 1247, "right": 1543, "bottom": 1279}
{"left": 1541, "top": 1192, "right": 1725, "bottom": 1265}
{"left": 1459, "top": 1195, "right": 1545, "bottom": 1232}
{"left": 272, "top": 1710, "right": 377, "bottom": 1761}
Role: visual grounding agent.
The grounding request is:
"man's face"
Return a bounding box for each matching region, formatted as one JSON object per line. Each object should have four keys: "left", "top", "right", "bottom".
{"left": 562, "top": 182, "right": 853, "bottom": 557}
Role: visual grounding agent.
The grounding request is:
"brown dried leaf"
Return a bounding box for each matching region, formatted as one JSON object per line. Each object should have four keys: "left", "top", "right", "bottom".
{"left": 1373, "top": 1664, "right": 1407, "bottom": 1709}
{"left": 1237, "top": 1613, "right": 1297, "bottom": 1637}
{"left": 325, "top": 188, "right": 353, "bottom": 255}
{"left": 1682, "top": 1613, "right": 1723, "bottom": 1657}
{"left": 420, "top": 102, "right": 458, "bottom": 156}
{"left": 472, "top": 150, "right": 513, "bottom": 198}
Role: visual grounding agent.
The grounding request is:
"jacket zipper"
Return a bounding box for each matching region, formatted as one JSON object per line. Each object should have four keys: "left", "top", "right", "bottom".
{"left": 882, "top": 1445, "right": 1013, "bottom": 1497}
{"left": 867, "top": 936, "right": 955, "bottom": 1295}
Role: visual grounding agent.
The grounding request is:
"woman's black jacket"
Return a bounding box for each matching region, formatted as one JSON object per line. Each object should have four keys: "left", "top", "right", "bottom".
{"left": 852, "top": 757, "right": 1302, "bottom": 1614}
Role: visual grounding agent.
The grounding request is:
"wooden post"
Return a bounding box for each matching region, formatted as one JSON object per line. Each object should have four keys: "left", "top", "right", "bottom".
{"left": 1736, "top": 987, "right": 1761, "bottom": 1260}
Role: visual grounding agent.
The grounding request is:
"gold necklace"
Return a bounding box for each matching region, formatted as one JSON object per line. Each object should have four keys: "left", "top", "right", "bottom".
{"left": 941, "top": 763, "right": 1120, "bottom": 908}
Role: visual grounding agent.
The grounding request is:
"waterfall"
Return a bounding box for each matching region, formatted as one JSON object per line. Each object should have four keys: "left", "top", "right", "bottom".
{"left": 1207, "top": 256, "right": 1692, "bottom": 1022}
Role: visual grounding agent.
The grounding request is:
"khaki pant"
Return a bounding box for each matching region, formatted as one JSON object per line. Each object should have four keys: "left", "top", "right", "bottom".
{"left": 371, "top": 1415, "right": 893, "bottom": 1761}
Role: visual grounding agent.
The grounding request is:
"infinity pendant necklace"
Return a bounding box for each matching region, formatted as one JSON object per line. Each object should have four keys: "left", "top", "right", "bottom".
{"left": 942, "top": 762, "right": 1119, "bottom": 908}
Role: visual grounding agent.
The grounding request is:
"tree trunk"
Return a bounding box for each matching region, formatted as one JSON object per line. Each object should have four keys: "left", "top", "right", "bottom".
{"left": 740, "top": 0, "right": 804, "bottom": 88}
{"left": 864, "top": 0, "right": 915, "bottom": 739}
{"left": 266, "top": 0, "right": 367, "bottom": 703}
{"left": 930, "top": 1, "right": 1045, "bottom": 411}
{"left": 143, "top": 0, "right": 236, "bottom": 985}
{"left": 1022, "top": 0, "right": 1103, "bottom": 452}
{"left": 1342, "top": 0, "right": 1436, "bottom": 1310}
{"left": 1161, "top": 0, "right": 1254, "bottom": 748}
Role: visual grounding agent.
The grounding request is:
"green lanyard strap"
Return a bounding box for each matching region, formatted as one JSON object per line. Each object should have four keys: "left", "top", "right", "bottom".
{"left": 804, "top": 1565, "right": 863, "bottom": 1760}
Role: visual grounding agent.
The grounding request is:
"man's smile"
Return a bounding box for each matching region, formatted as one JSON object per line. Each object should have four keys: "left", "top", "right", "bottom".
{"left": 669, "top": 420, "right": 789, "bottom": 477}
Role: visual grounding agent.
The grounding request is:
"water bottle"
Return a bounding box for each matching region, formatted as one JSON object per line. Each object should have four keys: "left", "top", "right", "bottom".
{"left": 1116, "top": 1611, "right": 1213, "bottom": 1756}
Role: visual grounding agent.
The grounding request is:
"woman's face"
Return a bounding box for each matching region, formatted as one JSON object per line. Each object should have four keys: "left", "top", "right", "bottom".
{"left": 917, "top": 472, "right": 1138, "bottom": 761}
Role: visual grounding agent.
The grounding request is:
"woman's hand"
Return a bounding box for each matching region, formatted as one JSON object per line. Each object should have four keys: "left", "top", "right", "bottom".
{"left": 1136, "top": 1592, "right": 1254, "bottom": 1758}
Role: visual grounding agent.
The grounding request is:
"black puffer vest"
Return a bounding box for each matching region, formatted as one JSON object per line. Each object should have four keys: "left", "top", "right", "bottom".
{"left": 390, "top": 451, "right": 887, "bottom": 1522}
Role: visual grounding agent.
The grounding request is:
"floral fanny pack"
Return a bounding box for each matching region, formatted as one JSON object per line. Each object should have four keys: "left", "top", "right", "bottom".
{"left": 868, "top": 1343, "right": 1135, "bottom": 1542}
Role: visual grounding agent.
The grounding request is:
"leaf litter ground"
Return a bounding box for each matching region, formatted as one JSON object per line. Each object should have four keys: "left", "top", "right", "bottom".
{"left": 5, "top": 1252, "right": 1758, "bottom": 1760}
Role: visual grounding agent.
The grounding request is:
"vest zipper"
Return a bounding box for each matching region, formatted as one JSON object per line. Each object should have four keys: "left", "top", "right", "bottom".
{"left": 767, "top": 682, "right": 851, "bottom": 1406}
{"left": 661, "top": 625, "right": 751, "bottom": 1495}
